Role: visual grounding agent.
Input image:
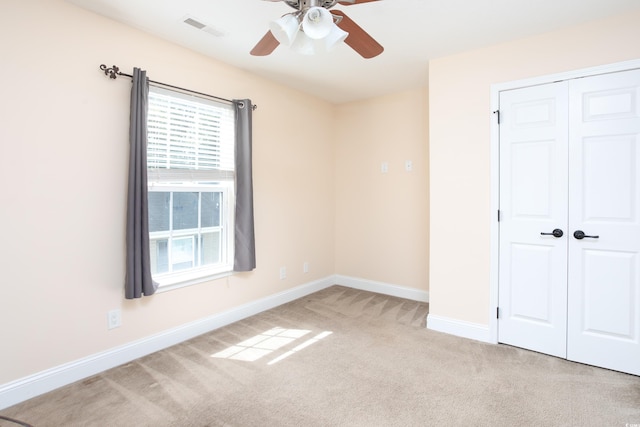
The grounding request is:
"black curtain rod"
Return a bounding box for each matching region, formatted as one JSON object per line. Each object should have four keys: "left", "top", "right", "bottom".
{"left": 99, "top": 64, "right": 257, "bottom": 110}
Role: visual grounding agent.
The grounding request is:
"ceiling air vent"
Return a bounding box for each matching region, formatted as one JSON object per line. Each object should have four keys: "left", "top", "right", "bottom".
{"left": 183, "top": 15, "right": 225, "bottom": 37}
{"left": 184, "top": 17, "right": 206, "bottom": 30}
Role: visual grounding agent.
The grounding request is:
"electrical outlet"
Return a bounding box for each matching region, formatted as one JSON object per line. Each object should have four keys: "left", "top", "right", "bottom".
{"left": 381, "top": 162, "right": 389, "bottom": 173}
{"left": 279, "top": 266, "right": 287, "bottom": 280}
{"left": 108, "top": 309, "right": 122, "bottom": 330}
{"left": 303, "top": 261, "right": 309, "bottom": 273}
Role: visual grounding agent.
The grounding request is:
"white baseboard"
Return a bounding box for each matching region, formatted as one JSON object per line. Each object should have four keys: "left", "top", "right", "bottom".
{"left": 426, "top": 313, "right": 492, "bottom": 343}
{"left": 334, "top": 275, "right": 429, "bottom": 302}
{"left": 0, "top": 276, "right": 335, "bottom": 411}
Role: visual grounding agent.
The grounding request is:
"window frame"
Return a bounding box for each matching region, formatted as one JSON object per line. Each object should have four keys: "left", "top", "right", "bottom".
{"left": 146, "top": 84, "right": 236, "bottom": 291}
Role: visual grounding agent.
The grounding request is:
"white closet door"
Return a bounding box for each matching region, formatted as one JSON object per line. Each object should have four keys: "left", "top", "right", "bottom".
{"left": 567, "top": 69, "right": 640, "bottom": 376}
{"left": 498, "top": 82, "right": 569, "bottom": 358}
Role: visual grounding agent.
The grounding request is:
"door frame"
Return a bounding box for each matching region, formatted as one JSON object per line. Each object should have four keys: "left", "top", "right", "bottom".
{"left": 489, "top": 58, "right": 640, "bottom": 344}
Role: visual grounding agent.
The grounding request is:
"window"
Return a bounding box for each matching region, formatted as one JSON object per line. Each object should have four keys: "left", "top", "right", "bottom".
{"left": 147, "top": 85, "right": 235, "bottom": 289}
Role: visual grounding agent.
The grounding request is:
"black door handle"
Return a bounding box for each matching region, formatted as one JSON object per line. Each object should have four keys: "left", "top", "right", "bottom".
{"left": 573, "top": 230, "right": 599, "bottom": 240}
{"left": 541, "top": 229, "right": 563, "bottom": 238}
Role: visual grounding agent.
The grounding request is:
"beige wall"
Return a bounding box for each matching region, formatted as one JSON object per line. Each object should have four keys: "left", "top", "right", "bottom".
{"left": 334, "top": 90, "right": 429, "bottom": 291}
{"left": 429, "top": 9, "right": 640, "bottom": 325}
{"left": 0, "top": 0, "right": 336, "bottom": 384}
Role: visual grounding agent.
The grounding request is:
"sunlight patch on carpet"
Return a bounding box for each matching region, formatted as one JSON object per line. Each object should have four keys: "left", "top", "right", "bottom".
{"left": 211, "top": 327, "right": 332, "bottom": 363}
{"left": 268, "top": 331, "right": 333, "bottom": 365}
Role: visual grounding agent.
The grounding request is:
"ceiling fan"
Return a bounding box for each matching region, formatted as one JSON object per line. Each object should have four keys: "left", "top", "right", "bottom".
{"left": 251, "top": 0, "right": 383, "bottom": 58}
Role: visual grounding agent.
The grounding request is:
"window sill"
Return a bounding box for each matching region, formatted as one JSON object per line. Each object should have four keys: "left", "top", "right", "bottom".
{"left": 154, "top": 268, "right": 233, "bottom": 293}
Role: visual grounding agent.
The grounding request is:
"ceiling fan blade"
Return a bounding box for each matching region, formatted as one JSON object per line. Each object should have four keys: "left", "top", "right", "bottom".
{"left": 337, "top": 0, "right": 380, "bottom": 5}
{"left": 332, "top": 10, "right": 383, "bottom": 59}
{"left": 250, "top": 31, "right": 280, "bottom": 56}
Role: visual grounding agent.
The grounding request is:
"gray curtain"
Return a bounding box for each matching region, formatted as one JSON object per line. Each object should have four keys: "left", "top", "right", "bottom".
{"left": 233, "top": 99, "right": 256, "bottom": 271}
{"left": 125, "top": 68, "right": 158, "bottom": 299}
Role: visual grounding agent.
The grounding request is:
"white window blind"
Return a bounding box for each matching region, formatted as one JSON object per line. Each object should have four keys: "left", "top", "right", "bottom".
{"left": 147, "top": 85, "right": 235, "bottom": 183}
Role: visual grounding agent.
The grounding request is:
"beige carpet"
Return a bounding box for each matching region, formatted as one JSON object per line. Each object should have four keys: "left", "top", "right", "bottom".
{"left": 2, "top": 285, "right": 639, "bottom": 426}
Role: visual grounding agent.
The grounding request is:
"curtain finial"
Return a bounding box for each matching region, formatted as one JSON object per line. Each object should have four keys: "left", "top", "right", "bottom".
{"left": 100, "top": 64, "right": 121, "bottom": 79}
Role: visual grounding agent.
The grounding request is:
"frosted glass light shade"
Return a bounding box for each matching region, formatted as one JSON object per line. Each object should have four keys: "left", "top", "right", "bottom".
{"left": 269, "top": 14, "right": 299, "bottom": 46}
{"left": 291, "top": 32, "right": 316, "bottom": 55}
{"left": 323, "top": 25, "right": 348, "bottom": 51}
{"left": 302, "top": 7, "right": 333, "bottom": 40}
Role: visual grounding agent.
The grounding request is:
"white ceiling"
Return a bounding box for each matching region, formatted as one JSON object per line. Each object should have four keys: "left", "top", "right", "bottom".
{"left": 66, "top": 0, "right": 640, "bottom": 104}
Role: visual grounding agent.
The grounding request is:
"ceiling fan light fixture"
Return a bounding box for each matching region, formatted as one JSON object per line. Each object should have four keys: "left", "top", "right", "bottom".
{"left": 252, "top": 0, "right": 383, "bottom": 58}
{"left": 301, "top": 6, "right": 333, "bottom": 39}
{"left": 269, "top": 13, "right": 300, "bottom": 46}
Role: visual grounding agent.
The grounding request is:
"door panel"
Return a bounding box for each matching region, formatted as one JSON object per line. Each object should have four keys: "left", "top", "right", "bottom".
{"left": 498, "top": 82, "right": 569, "bottom": 358}
{"left": 511, "top": 141, "right": 554, "bottom": 217}
{"left": 509, "top": 244, "right": 554, "bottom": 323}
{"left": 581, "top": 249, "right": 635, "bottom": 338}
{"left": 567, "top": 69, "right": 640, "bottom": 375}
{"left": 582, "top": 136, "right": 635, "bottom": 221}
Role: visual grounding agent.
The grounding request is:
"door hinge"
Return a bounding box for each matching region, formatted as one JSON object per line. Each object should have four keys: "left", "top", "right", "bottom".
{"left": 497, "top": 209, "right": 501, "bottom": 222}
{"left": 496, "top": 307, "right": 500, "bottom": 319}
{"left": 493, "top": 109, "right": 500, "bottom": 125}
